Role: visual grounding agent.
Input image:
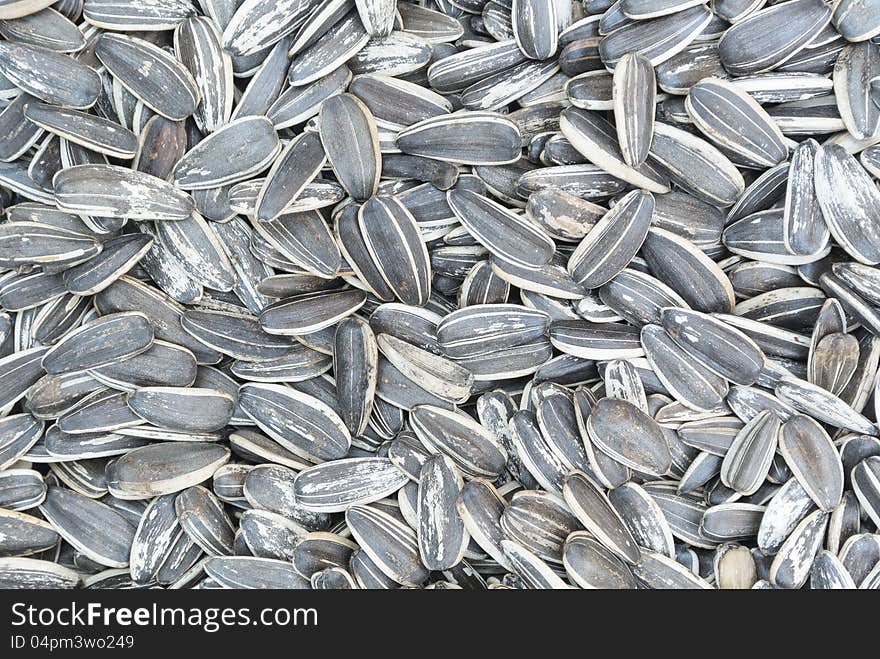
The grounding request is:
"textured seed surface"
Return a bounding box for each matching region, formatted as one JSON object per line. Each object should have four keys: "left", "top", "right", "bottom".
{"left": 0, "top": 0, "right": 877, "bottom": 593}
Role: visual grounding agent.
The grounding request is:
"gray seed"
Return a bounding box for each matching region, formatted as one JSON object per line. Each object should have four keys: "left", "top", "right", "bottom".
{"left": 632, "top": 549, "right": 713, "bottom": 589}
{"left": 587, "top": 397, "right": 671, "bottom": 476}
{"left": 834, "top": 42, "right": 880, "bottom": 141}
{"left": 599, "top": 5, "right": 711, "bottom": 69}
{"left": 0, "top": 40, "right": 100, "bottom": 108}
{"left": 563, "top": 532, "right": 637, "bottom": 589}
{"left": 222, "top": 0, "right": 314, "bottom": 58}
{"left": 96, "top": 33, "right": 198, "bottom": 120}
{"left": 175, "top": 16, "right": 233, "bottom": 134}
{"left": 852, "top": 456, "right": 880, "bottom": 528}
{"left": 718, "top": 0, "right": 833, "bottom": 76}
{"left": 397, "top": 112, "right": 523, "bottom": 166}
{"left": 239, "top": 383, "right": 351, "bottom": 463}
{"left": 411, "top": 405, "right": 507, "bottom": 479}
{"left": 54, "top": 164, "right": 195, "bottom": 220}
{"left": 814, "top": 144, "right": 880, "bottom": 266}
{"left": 173, "top": 116, "right": 280, "bottom": 190}
{"left": 721, "top": 410, "right": 781, "bottom": 496}
{"left": 357, "top": 196, "right": 431, "bottom": 305}
{"left": 41, "top": 311, "right": 153, "bottom": 375}
{"left": 769, "top": 509, "right": 828, "bottom": 589}
{"left": 319, "top": 93, "right": 379, "bottom": 202}
{"left": 648, "top": 121, "right": 744, "bottom": 207}
{"left": 106, "top": 442, "right": 230, "bottom": 500}
{"left": 501, "top": 539, "right": 570, "bottom": 589}
{"left": 345, "top": 504, "right": 429, "bottom": 587}
{"left": 127, "top": 387, "right": 234, "bottom": 433}
{"left": 287, "top": 10, "right": 369, "bottom": 87}
{"left": 560, "top": 106, "right": 669, "bottom": 193}
{"left": 83, "top": 0, "right": 196, "bottom": 31}
{"left": 660, "top": 307, "right": 765, "bottom": 386}
{"left": 512, "top": 0, "right": 558, "bottom": 61}
{"left": 607, "top": 482, "right": 675, "bottom": 557}
{"left": 686, "top": 77, "right": 788, "bottom": 168}
{"left": 25, "top": 103, "right": 138, "bottom": 160}
{"left": 203, "top": 556, "right": 310, "bottom": 589}
{"left": 641, "top": 323, "right": 729, "bottom": 412}
{"left": 563, "top": 470, "right": 641, "bottom": 565}
{"left": 567, "top": 189, "right": 653, "bottom": 289}
{"left": 417, "top": 454, "right": 468, "bottom": 571}
{"left": 294, "top": 458, "right": 408, "bottom": 513}
{"left": 612, "top": 52, "right": 654, "bottom": 167}
{"left": 39, "top": 486, "right": 135, "bottom": 568}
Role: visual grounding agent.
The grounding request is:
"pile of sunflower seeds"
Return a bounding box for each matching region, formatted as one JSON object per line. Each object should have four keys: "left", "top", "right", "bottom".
{"left": 0, "top": 0, "right": 879, "bottom": 591}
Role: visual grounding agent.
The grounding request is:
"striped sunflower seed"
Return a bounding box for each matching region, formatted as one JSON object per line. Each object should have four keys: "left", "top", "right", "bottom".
{"left": 294, "top": 458, "right": 407, "bottom": 513}
{"left": 0, "top": 40, "right": 100, "bottom": 108}
{"left": 172, "top": 116, "right": 280, "bottom": 190}
{"left": 102, "top": 440, "right": 224, "bottom": 501}
{"left": 53, "top": 164, "right": 195, "bottom": 220}
{"left": 238, "top": 382, "right": 351, "bottom": 463}
{"left": 96, "top": 33, "right": 199, "bottom": 121}
{"left": 720, "top": 410, "right": 781, "bottom": 496}
{"left": 612, "top": 52, "right": 654, "bottom": 167}
{"left": 0, "top": 0, "right": 878, "bottom": 591}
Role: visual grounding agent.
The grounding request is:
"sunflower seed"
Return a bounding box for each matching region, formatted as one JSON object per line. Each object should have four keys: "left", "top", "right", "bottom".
{"left": 718, "top": 0, "right": 833, "bottom": 76}
{"left": 39, "top": 486, "right": 135, "bottom": 568}
{"left": 563, "top": 470, "right": 641, "bottom": 564}
{"left": 512, "top": 0, "right": 558, "bottom": 61}
{"left": 127, "top": 387, "right": 234, "bottom": 433}
{"left": 106, "top": 442, "right": 230, "bottom": 500}
{"left": 175, "top": 16, "right": 233, "bottom": 134}
{"left": 345, "top": 504, "right": 429, "bottom": 587}
{"left": 203, "top": 556, "right": 309, "bottom": 589}
{"left": 562, "top": 532, "right": 637, "bottom": 589}
{"left": 567, "top": 189, "right": 653, "bottom": 289}
{"left": 0, "top": 40, "right": 100, "bottom": 108}
{"left": 96, "top": 33, "right": 198, "bottom": 120}
{"left": 632, "top": 549, "right": 713, "bottom": 589}
{"left": 648, "top": 121, "right": 744, "bottom": 207}
{"left": 42, "top": 312, "right": 153, "bottom": 375}
{"left": 83, "top": 0, "right": 196, "bottom": 30}
{"left": 293, "top": 458, "right": 407, "bottom": 513}
{"left": 287, "top": 10, "right": 369, "bottom": 87}
{"left": 607, "top": 481, "right": 675, "bottom": 557}
{"left": 243, "top": 464, "right": 328, "bottom": 528}
{"left": 852, "top": 456, "right": 880, "bottom": 528}
{"left": 173, "top": 116, "right": 280, "bottom": 190}
{"left": 612, "top": 52, "right": 654, "bottom": 167}
{"left": 54, "top": 164, "right": 195, "bottom": 220}
{"left": 599, "top": 5, "right": 711, "bottom": 69}
{"left": 587, "top": 397, "right": 671, "bottom": 476}
{"left": 769, "top": 509, "right": 828, "bottom": 589}
{"left": 661, "top": 307, "right": 765, "bottom": 386}
{"left": 260, "top": 289, "right": 366, "bottom": 336}
{"left": 776, "top": 415, "right": 843, "bottom": 514}
{"left": 721, "top": 410, "right": 781, "bottom": 496}
{"left": 641, "top": 228, "right": 735, "bottom": 313}
{"left": 560, "top": 106, "right": 669, "bottom": 193}
{"left": 319, "top": 93, "right": 379, "bottom": 202}
{"left": 397, "top": 112, "right": 522, "bottom": 166}
{"left": 175, "top": 485, "right": 235, "bottom": 556}
{"left": 416, "top": 454, "right": 467, "bottom": 570}
{"left": 411, "top": 405, "right": 507, "bottom": 479}
{"left": 835, "top": 42, "right": 880, "bottom": 141}
{"left": 814, "top": 144, "right": 880, "bottom": 265}
{"left": 641, "top": 323, "right": 729, "bottom": 412}
{"left": 501, "top": 539, "right": 570, "bottom": 589}
{"left": 358, "top": 195, "right": 431, "bottom": 305}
